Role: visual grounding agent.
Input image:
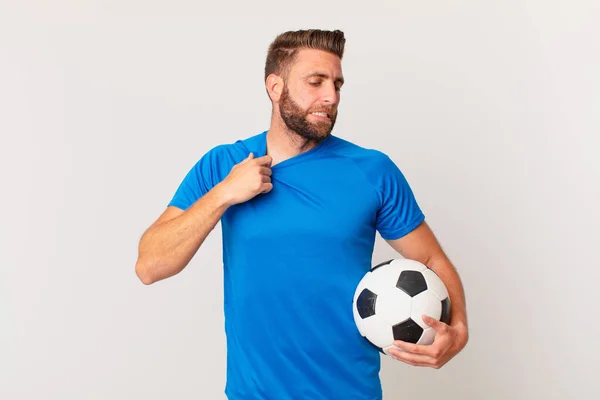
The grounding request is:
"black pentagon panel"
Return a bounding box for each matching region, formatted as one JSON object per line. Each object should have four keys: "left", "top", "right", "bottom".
{"left": 371, "top": 259, "right": 393, "bottom": 271}
{"left": 440, "top": 297, "right": 451, "bottom": 324}
{"left": 396, "top": 270, "right": 428, "bottom": 297}
{"left": 356, "top": 288, "right": 377, "bottom": 319}
{"left": 392, "top": 318, "right": 424, "bottom": 344}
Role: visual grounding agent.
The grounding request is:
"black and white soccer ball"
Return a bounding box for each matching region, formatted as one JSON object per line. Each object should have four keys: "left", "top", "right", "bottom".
{"left": 352, "top": 258, "right": 451, "bottom": 355}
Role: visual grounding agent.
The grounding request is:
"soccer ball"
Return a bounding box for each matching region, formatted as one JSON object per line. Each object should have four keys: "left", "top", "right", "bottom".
{"left": 352, "top": 258, "right": 451, "bottom": 355}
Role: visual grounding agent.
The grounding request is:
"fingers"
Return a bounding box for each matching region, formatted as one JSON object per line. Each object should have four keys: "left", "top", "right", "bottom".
{"left": 391, "top": 341, "right": 439, "bottom": 361}
{"left": 239, "top": 154, "right": 272, "bottom": 169}
{"left": 261, "top": 182, "right": 273, "bottom": 193}
{"left": 259, "top": 166, "right": 272, "bottom": 193}
{"left": 260, "top": 166, "right": 272, "bottom": 176}
{"left": 393, "top": 341, "right": 426, "bottom": 356}
{"left": 394, "top": 339, "right": 424, "bottom": 352}
{"left": 388, "top": 347, "right": 437, "bottom": 368}
{"left": 393, "top": 340, "right": 441, "bottom": 359}
{"left": 254, "top": 155, "right": 273, "bottom": 167}
{"left": 391, "top": 320, "right": 453, "bottom": 369}
{"left": 237, "top": 153, "right": 274, "bottom": 196}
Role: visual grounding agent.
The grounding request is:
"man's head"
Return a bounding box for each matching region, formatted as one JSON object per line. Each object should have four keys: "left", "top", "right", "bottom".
{"left": 264, "top": 29, "right": 346, "bottom": 142}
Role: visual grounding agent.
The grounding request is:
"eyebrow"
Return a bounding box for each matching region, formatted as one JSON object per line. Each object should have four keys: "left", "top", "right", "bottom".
{"left": 304, "top": 72, "right": 345, "bottom": 86}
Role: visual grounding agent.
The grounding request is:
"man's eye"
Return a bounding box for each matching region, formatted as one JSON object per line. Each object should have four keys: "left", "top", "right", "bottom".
{"left": 309, "top": 81, "right": 342, "bottom": 91}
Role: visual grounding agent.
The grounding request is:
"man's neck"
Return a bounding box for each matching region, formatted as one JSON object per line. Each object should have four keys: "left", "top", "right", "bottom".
{"left": 266, "top": 120, "right": 322, "bottom": 167}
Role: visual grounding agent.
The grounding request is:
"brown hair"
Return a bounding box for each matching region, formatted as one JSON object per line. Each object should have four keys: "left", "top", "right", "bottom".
{"left": 264, "top": 29, "right": 346, "bottom": 82}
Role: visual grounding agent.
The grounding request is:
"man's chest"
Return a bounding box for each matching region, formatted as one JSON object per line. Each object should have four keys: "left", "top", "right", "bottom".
{"left": 223, "top": 170, "right": 379, "bottom": 248}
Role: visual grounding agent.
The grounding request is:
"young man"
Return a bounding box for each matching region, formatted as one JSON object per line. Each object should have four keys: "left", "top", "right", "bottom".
{"left": 135, "top": 29, "right": 469, "bottom": 400}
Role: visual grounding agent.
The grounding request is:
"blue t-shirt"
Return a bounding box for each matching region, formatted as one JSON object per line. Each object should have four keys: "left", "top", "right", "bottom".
{"left": 168, "top": 131, "right": 425, "bottom": 400}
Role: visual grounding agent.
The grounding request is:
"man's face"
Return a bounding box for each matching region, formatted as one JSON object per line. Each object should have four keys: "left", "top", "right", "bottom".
{"left": 277, "top": 48, "right": 344, "bottom": 142}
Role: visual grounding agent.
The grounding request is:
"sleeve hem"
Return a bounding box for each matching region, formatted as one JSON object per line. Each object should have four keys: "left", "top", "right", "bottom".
{"left": 167, "top": 201, "right": 189, "bottom": 211}
{"left": 379, "top": 212, "right": 425, "bottom": 241}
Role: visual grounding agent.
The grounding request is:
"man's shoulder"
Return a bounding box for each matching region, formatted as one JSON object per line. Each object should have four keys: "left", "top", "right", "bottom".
{"left": 327, "top": 135, "right": 407, "bottom": 190}
{"left": 201, "top": 130, "right": 266, "bottom": 165}
{"left": 328, "top": 135, "right": 392, "bottom": 166}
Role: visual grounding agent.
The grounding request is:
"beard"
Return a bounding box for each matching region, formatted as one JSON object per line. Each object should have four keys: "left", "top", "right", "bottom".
{"left": 278, "top": 85, "right": 337, "bottom": 144}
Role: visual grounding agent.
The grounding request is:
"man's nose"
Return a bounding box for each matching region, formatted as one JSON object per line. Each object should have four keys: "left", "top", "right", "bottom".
{"left": 321, "top": 82, "right": 339, "bottom": 105}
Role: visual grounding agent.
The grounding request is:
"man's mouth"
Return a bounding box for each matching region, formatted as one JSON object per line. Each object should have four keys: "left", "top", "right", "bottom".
{"left": 310, "top": 111, "right": 331, "bottom": 120}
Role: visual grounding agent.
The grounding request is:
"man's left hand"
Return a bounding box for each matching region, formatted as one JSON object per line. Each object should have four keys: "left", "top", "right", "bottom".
{"left": 387, "top": 315, "right": 468, "bottom": 369}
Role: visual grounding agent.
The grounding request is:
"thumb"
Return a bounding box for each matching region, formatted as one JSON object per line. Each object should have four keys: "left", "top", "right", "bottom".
{"left": 240, "top": 152, "right": 254, "bottom": 164}
{"left": 422, "top": 315, "right": 445, "bottom": 331}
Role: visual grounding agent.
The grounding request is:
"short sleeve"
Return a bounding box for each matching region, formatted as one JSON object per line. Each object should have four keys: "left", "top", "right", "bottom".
{"left": 167, "top": 146, "right": 223, "bottom": 211}
{"left": 375, "top": 155, "right": 425, "bottom": 240}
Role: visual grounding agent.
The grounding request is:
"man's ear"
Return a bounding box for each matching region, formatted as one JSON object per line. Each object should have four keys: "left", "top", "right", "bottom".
{"left": 266, "top": 74, "right": 283, "bottom": 102}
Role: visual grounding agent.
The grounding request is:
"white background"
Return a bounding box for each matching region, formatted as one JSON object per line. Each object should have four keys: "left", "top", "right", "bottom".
{"left": 1, "top": 1, "right": 599, "bottom": 399}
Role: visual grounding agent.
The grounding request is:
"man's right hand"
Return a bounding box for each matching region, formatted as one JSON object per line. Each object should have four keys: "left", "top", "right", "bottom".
{"left": 216, "top": 152, "right": 273, "bottom": 206}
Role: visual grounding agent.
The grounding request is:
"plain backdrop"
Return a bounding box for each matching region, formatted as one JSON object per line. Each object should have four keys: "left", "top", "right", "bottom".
{"left": 1, "top": 1, "right": 599, "bottom": 399}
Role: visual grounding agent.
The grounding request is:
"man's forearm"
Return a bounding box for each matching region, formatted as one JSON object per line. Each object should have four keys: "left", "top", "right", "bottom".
{"left": 427, "top": 255, "right": 468, "bottom": 330}
{"left": 136, "top": 185, "right": 231, "bottom": 284}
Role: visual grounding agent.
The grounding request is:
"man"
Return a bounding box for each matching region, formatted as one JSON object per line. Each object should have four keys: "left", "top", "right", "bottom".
{"left": 135, "top": 29, "right": 469, "bottom": 400}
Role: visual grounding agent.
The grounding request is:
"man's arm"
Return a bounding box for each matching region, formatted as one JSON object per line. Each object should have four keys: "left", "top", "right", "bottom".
{"left": 135, "top": 153, "right": 273, "bottom": 285}
{"left": 135, "top": 187, "right": 230, "bottom": 285}
{"left": 385, "top": 220, "right": 468, "bottom": 329}
{"left": 384, "top": 220, "right": 469, "bottom": 368}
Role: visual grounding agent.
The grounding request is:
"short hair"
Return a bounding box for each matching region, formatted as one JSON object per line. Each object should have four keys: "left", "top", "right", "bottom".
{"left": 264, "top": 29, "right": 346, "bottom": 83}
